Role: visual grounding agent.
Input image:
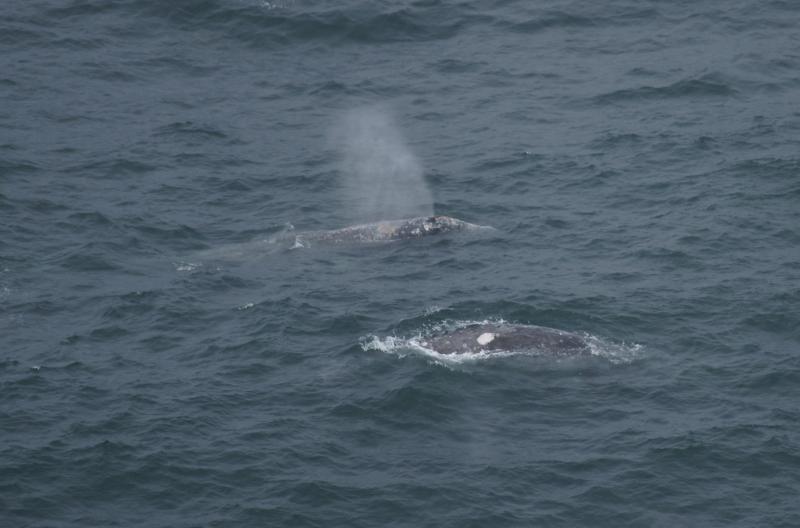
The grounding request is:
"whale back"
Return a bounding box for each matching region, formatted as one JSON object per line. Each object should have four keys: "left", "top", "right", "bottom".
{"left": 296, "top": 215, "right": 485, "bottom": 246}
{"left": 420, "top": 324, "right": 589, "bottom": 355}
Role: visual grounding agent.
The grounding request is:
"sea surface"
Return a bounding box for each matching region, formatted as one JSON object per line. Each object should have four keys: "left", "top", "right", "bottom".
{"left": 2, "top": 1, "right": 800, "bottom": 526}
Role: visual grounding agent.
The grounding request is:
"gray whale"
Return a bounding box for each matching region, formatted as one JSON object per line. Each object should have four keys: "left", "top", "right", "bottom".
{"left": 293, "top": 215, "right": 491, "bottom": 247}
{"left": 184, "top": 215, "right": 490, "bottom": 263}
{"left": 419, "top": 323, "right": 590, "bottom": 355}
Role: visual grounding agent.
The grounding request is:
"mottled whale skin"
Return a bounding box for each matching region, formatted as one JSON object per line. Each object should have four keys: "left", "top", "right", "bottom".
{"left": 294, "top": 215, "right": 491, "bottom": 246}
{"left": 419, "top": 323, "right": 590, "bottom": 355}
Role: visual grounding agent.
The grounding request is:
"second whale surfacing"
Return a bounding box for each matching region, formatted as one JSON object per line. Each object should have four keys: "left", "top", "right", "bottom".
{"left": 293, "top": 215, "right": 492, "bottom": 247}
{"left": 418, "top": 323, "right": 591, "bottom": 356}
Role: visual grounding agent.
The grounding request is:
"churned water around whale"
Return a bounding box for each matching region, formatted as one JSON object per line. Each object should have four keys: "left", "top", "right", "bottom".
{"left": 3, "top": 1, "right": 800, "bottom": 526}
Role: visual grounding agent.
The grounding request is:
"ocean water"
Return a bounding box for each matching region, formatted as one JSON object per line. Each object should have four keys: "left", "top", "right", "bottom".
{"left": 2, "top": 0, "right": 800, "bottom": 526}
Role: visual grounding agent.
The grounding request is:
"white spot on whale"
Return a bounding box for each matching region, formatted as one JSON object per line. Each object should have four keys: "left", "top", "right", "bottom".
{"left": 477, "top": 333, "right": 495, "bottom": 346}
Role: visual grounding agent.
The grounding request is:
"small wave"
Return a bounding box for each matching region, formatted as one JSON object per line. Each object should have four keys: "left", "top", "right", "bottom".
{"left": 0, "top": 159, "right": 41, "bottom": 176}
{"left": 505, "top": 12, "right": 594, "bottom": 33}
{"left": 134, "top": 0, "right": 482, "bottom": 47}
{"left": 589, "top": 132, "right": 644, "bottom": 149}
{"left": 595, "top": 76, "right": 736, "bottom": 104}
{"left": 60, "top": 253, "right": 120, "bottom": 272}
{"left": 155, "top": 121, "right": 228, "bottom": 140}
{"left": 64, "top": 158, "right": 158, "bottom": 177}
{"left": 67, "top": 211, "right": 115, "bottom": 229}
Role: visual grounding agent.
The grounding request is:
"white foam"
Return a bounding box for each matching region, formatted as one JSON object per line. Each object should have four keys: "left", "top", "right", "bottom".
{"left": 423, "top": 305, "right": 443, "bottom": 315}
{"left": 290, "top": 236, "right": 308, "bottom": 249}
{"left": 175, "top": 261, "right": 200, "bottom": 272}
{"left": 258, "top": 0, "right": 293, "bottom": 10}
{"left": 582, "top": 334, "right": 645, "bottom": 364}
{"left": 362, "top": 334, "right": 521, "bottom": 367}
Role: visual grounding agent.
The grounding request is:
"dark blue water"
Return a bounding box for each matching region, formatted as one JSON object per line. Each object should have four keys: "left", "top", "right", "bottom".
{"left": 3, "top": 1, "right": 800, "bottom": 526}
